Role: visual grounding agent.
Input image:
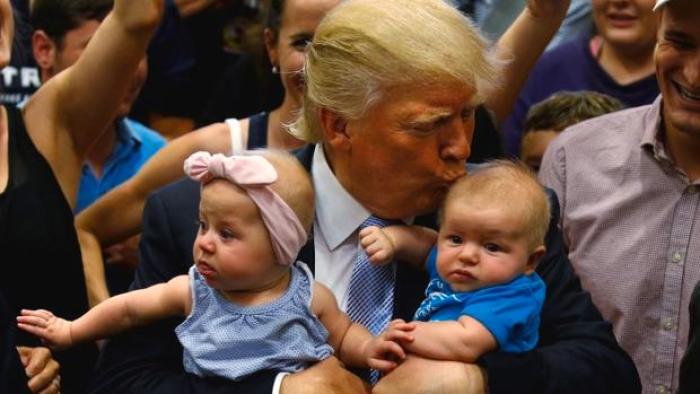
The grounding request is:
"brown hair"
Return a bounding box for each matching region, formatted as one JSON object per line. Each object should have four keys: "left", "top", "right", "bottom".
{"left": 523, "top": 91, "right": 624, "bottom": 134}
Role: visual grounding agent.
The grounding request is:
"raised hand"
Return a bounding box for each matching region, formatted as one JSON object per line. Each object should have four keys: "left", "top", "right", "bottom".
{"left": 526, "top": 0, "right": 570, "bottom": 19}
{"left": 359, "top": 226, "right": 396, "bottom": 265}
{"left": 17, "top": 309, "right": 74, "bottom": 350}
{"left": 365, "top": 319, "right": 416, "bottom": 372}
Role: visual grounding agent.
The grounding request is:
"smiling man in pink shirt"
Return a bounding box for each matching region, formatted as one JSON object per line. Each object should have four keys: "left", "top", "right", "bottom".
{"left": 539, "top": 0, "right": 700, "bottom": 392}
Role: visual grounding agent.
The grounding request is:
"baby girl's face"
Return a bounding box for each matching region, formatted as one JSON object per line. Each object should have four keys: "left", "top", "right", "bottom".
{"left": 435, "top": 200, "right": 535, "bottom": 293}
{"left": 193, "top": 180, "right": 283, "bottom": 295}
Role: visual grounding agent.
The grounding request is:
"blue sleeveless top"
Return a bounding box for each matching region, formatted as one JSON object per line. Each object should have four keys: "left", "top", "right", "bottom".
{"left": 175, "top": 262, "right": 333, "bottom": 381}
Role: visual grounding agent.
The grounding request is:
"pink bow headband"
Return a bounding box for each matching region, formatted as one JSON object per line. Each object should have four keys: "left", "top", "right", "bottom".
{"left": 184, "top": 151, "right": 308, "bottom": 266}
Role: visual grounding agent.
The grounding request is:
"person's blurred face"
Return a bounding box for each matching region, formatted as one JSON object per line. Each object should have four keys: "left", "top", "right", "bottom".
{"left": 655, "top": 0, "right": 700, "bottom": 137}
{"left": 331, "top": 82, "right": 476, "bottom": 219}
{"left": 49, "top": 20, "right": 148, "bottom": 118}
{"left": 520, "top": 130, "right": 559, "bottom": 173}
{"left": 0, "top": 0, "right": 13, "bottom": 68}
{"left": 592, "top": 0, "right": 657, "bottom": 50}
{"left": 265, "top": 0, "right": 340, "bottom": 106}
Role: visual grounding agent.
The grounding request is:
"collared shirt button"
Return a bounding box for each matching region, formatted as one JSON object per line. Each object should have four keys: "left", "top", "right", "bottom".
{"left": 656, "top": 385, "right": 667, "bottom": 394}
{"left": 662, "top": 318, "right": 675, "bottom": 331}
{"left": 672, "top": 251, "right": 683, "bottom": 264}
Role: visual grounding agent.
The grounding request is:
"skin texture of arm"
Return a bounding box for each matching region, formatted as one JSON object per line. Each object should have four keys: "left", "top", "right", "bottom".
{"left": 486, "top": 0, "right": 570, "bottom": 124}
{"left": 17, "top": 276, "right": 190, "bottom": 349}
{"left": 360, "top": 225, "right": 437, "bottom": 268}
{"left": 311, "top": 282, "right": 410, "bottom": 372}
{"left": 399, "top": 317, "right": 497, "bottom": 363}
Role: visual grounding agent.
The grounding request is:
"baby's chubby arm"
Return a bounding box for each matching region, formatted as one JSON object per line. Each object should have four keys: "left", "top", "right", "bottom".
{"left": 17, "top": 275, "right": 191, "bottom": 350}
{"left": 311, "top": 282, "right": 414, "bottom": 372}
{"left": 359, "top": 225, "right": 437, "bottom": 268}
{"left": 399, "top": 316, "right": 497, "bottom": 363}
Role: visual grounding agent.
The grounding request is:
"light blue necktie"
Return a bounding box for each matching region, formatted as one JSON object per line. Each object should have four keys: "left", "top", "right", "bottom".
{"left": 346, "top": 216, "right": 396, "bottom": 382}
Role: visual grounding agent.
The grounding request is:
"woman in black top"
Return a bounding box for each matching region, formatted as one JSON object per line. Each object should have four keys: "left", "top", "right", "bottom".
{"left": 0, "top": 1, "right": 163, "bottom": 392}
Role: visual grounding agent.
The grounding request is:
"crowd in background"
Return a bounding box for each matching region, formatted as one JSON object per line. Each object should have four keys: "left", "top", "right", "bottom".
{"left": 1, "top": 0, "right": 699, "bottom": 393}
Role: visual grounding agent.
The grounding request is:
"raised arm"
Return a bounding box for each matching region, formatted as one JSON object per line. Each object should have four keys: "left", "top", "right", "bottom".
{"left": 24, "top": 0, "right": 164, "bottom": 200}
{"left": 485, "top": 0, "right": 570, "bottom": 124}
{"left": 17, "top": 276, "right": 189, "bottom": 350}
{"left": 359, "top": 225, "right": 437, "bottom": 268}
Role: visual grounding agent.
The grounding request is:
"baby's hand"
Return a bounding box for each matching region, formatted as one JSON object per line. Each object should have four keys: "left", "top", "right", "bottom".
{"left": 17, "top": 309, "right": 73, "bottom": 350}
{"left": 364, "top": 319, "right": 415, "bottom": 372}
{"left": 359, "top": 226, "right": 395, "bottom": 265}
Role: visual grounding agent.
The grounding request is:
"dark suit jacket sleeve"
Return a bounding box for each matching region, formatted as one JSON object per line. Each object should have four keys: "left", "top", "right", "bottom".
{"left": 91, "top": 181, "right": 276, "bottom": 394}
{"left": 479, "top": 190, "right": 641, "bottom": 394}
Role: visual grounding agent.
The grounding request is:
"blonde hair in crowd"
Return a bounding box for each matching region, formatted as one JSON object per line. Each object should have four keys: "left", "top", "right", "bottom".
{"left": 244, "top": 149, "right": 316, "bottom": 235}
{"left": 443, "top": 160, "right": 551, "bottom": 251}
{"left": 289, "top": 0, "right": 500, "bottom": 142}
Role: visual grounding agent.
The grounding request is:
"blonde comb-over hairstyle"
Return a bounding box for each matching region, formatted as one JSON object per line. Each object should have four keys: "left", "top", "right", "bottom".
{"left": 442, "top": 160, "right": 551, "bottom": 251}
{"left": 289, "top": 0, "right": 500, "bottom": 142}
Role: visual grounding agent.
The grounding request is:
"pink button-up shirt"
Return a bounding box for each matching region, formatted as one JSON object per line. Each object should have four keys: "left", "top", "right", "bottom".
{"left": 539, "top": 96, "right": 700, "bottom": 394}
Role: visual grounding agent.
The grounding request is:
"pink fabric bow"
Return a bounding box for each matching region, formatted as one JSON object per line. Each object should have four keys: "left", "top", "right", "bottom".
{"left": 184, "top": 151, "right": 307, "bottom": 266}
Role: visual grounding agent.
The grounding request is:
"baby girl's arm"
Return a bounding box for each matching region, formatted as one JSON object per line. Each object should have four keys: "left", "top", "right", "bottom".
{"left": 399, "top": 316, "right": 497, "bottom": 363}
{"left": 311, "top": 282, "right": 413, "bottom": 372}
{"left": 359, "top": 225, "right": 437, "bottom": 268}
{"left": 17, "top": 275, "right": 190, "bottom": 350}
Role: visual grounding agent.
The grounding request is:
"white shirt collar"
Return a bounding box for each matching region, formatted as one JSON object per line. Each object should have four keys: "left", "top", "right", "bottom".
{"left": 312, "top": 144, "right": 371, "bottom": 250}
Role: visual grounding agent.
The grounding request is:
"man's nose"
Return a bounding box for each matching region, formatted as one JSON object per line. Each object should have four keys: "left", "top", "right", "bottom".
{"left": 440, "top": 119, "right": 472, "bottom": 163}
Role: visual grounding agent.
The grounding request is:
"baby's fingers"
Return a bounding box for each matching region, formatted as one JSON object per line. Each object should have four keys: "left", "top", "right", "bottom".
{"left": 368, "top": 358, "right": 397, "bottom": 373}
{"left": 17, "top": 322, "right": 48, "bottom": 338}
{"left": 21, "top": 309, "right": 54, "bottom": 320}
{"left": 17, "top": 315, "right": 49, "bottom": 329}
{"left": 383, "top": 329, "right": 414, "bottom": 343}
{"left": 359, "top": 226, "right": 381, "bottom": 238}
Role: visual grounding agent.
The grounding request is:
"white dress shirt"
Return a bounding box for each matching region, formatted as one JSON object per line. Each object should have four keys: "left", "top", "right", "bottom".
{"left": 311, "top": 144, "right": 373, "bottom": 311}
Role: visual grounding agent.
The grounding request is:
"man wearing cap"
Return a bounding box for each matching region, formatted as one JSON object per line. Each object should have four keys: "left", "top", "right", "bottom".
{"left": 539, "top": 0, "right": 700, "bottom": 392}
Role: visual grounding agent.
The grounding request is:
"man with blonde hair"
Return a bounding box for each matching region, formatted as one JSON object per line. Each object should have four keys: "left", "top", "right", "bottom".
{"left": 540, "top": 0, "right": 700, "bottom": 391}
{"left": 290, "top": 0, "right": 638, "bottom": 392}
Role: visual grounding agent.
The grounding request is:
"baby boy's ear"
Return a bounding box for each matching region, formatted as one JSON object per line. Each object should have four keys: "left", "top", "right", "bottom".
{"left": 526, "top": 245, "right": 547, "bottom": 273}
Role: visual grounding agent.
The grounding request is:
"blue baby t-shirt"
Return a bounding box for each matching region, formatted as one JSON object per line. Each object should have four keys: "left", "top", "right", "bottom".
{"left": 414, "top": 247, "right": 546, "bottom": 353}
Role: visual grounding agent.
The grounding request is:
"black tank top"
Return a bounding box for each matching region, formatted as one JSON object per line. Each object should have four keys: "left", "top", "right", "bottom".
{"left": 247, "top": 111, "right": 269, "bottom": 149}
{"left": 0, "top": 105, "right": 97, "bottom": 393}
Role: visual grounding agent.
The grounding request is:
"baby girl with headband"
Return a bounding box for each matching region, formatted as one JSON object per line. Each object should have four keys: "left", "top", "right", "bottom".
{"left": 18, "top": 150, "right": 412, "bottom": 381}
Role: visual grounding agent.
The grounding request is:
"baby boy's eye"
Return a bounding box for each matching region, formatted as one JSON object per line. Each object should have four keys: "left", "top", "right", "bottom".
{"left": 484, "top": 243, "right": 501, "bottom": 253}
{"left": 447, "top": 235, "right": 463, "bottom": 245}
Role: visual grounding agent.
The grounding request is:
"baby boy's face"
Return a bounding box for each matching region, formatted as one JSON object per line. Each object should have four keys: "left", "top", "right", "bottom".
{"left": 435, "top": 200, "right": 535, "bottom": 293}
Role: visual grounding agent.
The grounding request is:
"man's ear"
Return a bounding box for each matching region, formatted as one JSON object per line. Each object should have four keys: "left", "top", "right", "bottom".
{"left": 319, "top": 107, "right": 351, "bottom": 151}
{"left": 525, "top": 245, "right": 546, "bottom": 273}
{"left": 32, "top": 30, "right": 57, "bottom": 78}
